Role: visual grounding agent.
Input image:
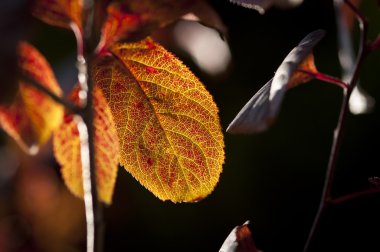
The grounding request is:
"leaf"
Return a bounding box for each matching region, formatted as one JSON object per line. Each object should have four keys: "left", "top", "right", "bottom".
{"left": 181, "top": 1, "right": 227, "bottom": 38}
{"left": 273, "top": 0, "right": 304, "bottom": 9}
{"left": 32, "top": 0, "right": 83, "bottom": 30}
{"left": 220, "top": 221, "right": 261, "bottom": 252}
{"left": 226, "top": 79, "right": 273, "bottom": 134}
{"left": 229, "top": 0, "right": 274, "bottom": 14}
{"left": 230, "top": 0, "right": 304, "bottom": 13}
{"left": 53, "top": 86, "right": 120, "bottom": 204}
{"left": 96, "top": 0, "right": 200, "bottom": 51}
{"left": 0, "top": 42, "right": 63, "bottom": 154}
{"left": 287, "top": 53, "right": 318, "bottom": 88}
{"left": 94, "top": 38, "right": 225, "bottom": 202}
{"left": 227, "top": 29, "right": 325, "bottom": 134}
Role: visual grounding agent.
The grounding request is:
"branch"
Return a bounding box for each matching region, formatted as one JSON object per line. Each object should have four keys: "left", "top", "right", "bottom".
{"left": 303, "top": 1, "right": 369, "bottom": 251}
{"left": 75, "top": 115, "right": 95, "bottom": 252}
{"left": 303, "top": 88, "right": 351, "bottom": 252}
{"left": 344, "top": 0, "right": 368, "bottom": 87}
{"left": 332, "top": 188, "right": 380, "bottom": 205}
{"left": 21, "top": 75, "right": 80, "bottom": 113}
{"left": 369, "top": 35, "right": 380, "bottom": 52}
{"left": 73, "top": 1, "right": 103, "bottom": 252}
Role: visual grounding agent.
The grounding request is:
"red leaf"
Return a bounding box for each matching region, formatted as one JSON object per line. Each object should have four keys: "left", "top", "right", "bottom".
{"left": 97, "top": 0, "right": 201, "bottom": 51}
{"left": 0, "top": 42, "right": 63, "bottom": 154}
{"left": 32, "top": 0, "right": 83, "bottom": 31}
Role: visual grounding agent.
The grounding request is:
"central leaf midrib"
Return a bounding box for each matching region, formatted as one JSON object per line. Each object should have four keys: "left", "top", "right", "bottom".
{"left": 112, "top": 52, "right": 195, "bottom": 199}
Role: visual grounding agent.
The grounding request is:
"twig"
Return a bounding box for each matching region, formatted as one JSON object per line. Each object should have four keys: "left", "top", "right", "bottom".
{"left": 21, "top": 75, "right": 80, "bottom": 113}
{"left": 303, "top": 1, "right": 368, "bottom": 251}
{"left": 73, "top": 0, "right": 103, "bottom": 252}
{"left": 331, "top": 188, "right": 380, "bottom": 205}
{"left": 77, "top": 55, "right": 104, "bottom": 252}
{"left": 303, "top": 88, "right": 351, "bottom": 252}
{"left": 369, "top": 35, "right": 380, "bottom": 52}
{"left": 75, "top": 114, "right": 95, "bottom": 252}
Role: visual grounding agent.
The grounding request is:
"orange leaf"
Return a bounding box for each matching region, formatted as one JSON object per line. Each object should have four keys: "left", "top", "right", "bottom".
{"left": 97, "top": 0, "right": 200, "bottom": 51}
{"left": 53, "top": 86, "right": 119, "bottom": 204}
{"left": 94, "top": 38, "right": 225, "bottom": 202}
{"left": 32, "top": 0, "right": 83, "bottom": 30}
{"left": 288, "top": 53, "right": 318, "bottom": 89}
{"left": 220, "top": 221, "right": 261, "bottom": 252}
{"left": 0, "top": 42, "right": 63, "bottom": 154}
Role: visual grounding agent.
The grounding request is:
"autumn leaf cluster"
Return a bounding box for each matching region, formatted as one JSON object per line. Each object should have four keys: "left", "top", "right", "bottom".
{"left": 0, "top": 0, "right": 225, "bottom": 204}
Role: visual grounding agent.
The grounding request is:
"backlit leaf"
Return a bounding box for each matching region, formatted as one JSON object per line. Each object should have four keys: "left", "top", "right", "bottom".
{"left": 97, "top": 0, "right": 200, "bottom": 51}
{"left": 287, "top": 53, "right": 317, "bottom": 88}
{"left": 0, "top": 42, "right": 63, "bottom": 154}
{"left": 94, "top": 38, "right": 224, "bottom": 202}
{"left": 32, "top": 0, "right": 83, "bottom": 30}
{"left": 53, "top": 86, "right": 119, "bottom": 204}
{"left": 227, "top": 29, "right": 325, "bottom": 134}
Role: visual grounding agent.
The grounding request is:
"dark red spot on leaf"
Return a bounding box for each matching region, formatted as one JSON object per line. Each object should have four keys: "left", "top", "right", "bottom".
{"left": 147, "top": 158, "right": 153, "bottom": 166}
{"left": 136, "top": 102, "right": 144, "bottom": 109}
{"left": 64, "top": 114, "right": 73, "bottom": 124}
{"left": 145, "top": 66, "right": 157, "bottom": 74}
{"left": 115, "top": 83, "right": 123, "bottom": 92}
{"left": 145, "top": 40, "right": 156, "bottom": 50}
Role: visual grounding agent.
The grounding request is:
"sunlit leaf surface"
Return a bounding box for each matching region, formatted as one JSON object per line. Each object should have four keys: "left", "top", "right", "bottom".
{"left": 53, "top": 86, "right": 119, "bottom": 204}
{"left": 94, "top": 38, "right": 224, "bottom": 202}
{"left": 0, "top": 42, "right": 63, "bottom": 154}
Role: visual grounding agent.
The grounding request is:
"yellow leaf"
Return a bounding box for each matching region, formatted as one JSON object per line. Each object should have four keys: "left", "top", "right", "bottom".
{"left": 0, "top": 42, "right": 63, "bottom": 154}
{"left": 53, "top": 86, "right": 120, "bottom": 204}
{"left": 94, "top": 38, "right": 225, "bottom": 202}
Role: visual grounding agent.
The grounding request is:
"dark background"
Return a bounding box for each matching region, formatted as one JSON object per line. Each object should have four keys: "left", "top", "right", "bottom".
{"left": 1, "top": 0, "right": 380, "bottom": 251}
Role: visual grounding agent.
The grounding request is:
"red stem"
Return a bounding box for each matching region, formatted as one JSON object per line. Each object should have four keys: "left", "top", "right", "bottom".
{"left": 297, "top": 70, "right": 349, "bottom": 90}
{"left": 369, "top": 35, "right": 380, "bottom": 52}
{"left": 332, "top": 188, "right": 380, "bottom": 205}
{"left": 303, "top": 1, "right": 368, "bottom": 251}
